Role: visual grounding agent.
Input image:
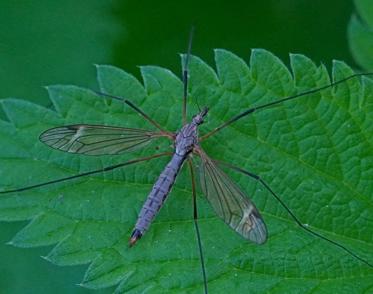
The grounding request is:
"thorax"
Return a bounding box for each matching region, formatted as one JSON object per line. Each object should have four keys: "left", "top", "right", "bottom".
{"left": 174, "top": 122, "right": 199, "bottom": 156}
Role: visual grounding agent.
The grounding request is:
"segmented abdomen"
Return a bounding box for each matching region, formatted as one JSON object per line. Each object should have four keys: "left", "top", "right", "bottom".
{"left": 130, "top": 153, "right": 185, "bottom": 243}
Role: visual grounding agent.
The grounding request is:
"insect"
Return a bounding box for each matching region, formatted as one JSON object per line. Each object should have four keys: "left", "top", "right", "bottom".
{"left": 1, "top": 30, "right": 372, "bottom": 293}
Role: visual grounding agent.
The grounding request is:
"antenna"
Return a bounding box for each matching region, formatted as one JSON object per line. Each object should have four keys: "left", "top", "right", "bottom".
{"left": 182, "top": 27, "right": 201, "bottom": 125}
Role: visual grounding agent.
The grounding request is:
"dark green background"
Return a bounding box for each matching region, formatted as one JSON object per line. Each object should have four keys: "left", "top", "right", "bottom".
{"left": 0, "top": 1, "right": 358, "bottom": 293}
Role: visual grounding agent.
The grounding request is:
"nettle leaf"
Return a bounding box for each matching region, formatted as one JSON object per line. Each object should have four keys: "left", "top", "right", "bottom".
{"left": 1, "top": 49, "right": 373, "bottom": 293}
{"left": 348, "top": 0, "right": 373, "bottom": 70}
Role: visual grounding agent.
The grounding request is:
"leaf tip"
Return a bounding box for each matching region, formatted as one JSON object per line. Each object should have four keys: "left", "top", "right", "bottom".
{"left": 41, "top": 255, "right": 52, "bottom": 262}
{"left": 214, "top": 48, "right": 236, "bottom": 58}
{"left": 332, "top": 59, "right": 344, "bottom": 66}
{"left": 250, "top": 48, "right": 264, "bottom": 55}
{"left": 332, "top": 59, "right": 354, "bottom": 75}
{"left": 250, "top": 48, "right": 272, "bottom": 63}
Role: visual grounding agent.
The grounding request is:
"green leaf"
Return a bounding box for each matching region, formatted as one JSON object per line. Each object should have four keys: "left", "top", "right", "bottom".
{"left": 348, "top": 0, "right": 373, "bottom": 70}
{"left": 0, "top": 49, "right": 372, "bottom": 293}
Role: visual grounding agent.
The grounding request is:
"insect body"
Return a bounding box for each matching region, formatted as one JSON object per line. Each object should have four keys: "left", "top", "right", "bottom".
{"left": 130, "top": 108, "right": 209, "bottom": 245}
{"left": 129, "top": 107, "right": 267, "bottom": 246}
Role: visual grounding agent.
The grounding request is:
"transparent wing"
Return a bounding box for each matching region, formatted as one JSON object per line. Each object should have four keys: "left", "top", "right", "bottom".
{"left": 198, "top": 151, "right": 267, "bottom": 244}
{"left": 39, "top": 124, "right": 168, "bottom": 155}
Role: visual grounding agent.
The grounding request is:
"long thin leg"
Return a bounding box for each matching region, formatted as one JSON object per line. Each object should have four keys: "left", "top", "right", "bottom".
{"left": 94, "top": 91, "right": 172, "bottom": 136}
{"left": 200, "top": 72, "right": 373, "bottom": 141}
{"left": 0, "top": 152, "right": 172, "bottom": 194}
{"left": 214, "top": 160, "right": 373, "bottom": 268}
{"left": 188, "top": 159, "right": 208, "bottom": 294}
{"left": 182, "top": 27, "right": 195, "bottom": 125}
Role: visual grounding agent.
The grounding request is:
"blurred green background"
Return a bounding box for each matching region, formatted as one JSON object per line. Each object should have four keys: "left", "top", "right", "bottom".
{"left": 0, "top": 0, "right": 359, "bottom": 293}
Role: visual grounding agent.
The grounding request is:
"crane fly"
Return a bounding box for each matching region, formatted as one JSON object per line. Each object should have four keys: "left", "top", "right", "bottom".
{"left": 1, "top": 30, "right": 373, "bottom": 293}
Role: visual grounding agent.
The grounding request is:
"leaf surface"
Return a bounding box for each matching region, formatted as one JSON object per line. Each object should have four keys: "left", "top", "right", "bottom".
{"left": 0, "top": 50, "right": 372, "bottom": 293}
